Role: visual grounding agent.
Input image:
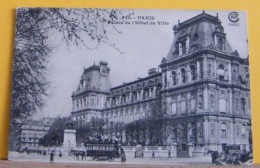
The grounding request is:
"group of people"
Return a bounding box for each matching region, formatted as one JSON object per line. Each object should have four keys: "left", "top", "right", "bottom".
{"left": 209, "top": 150, "right": 253, "bottom": 165}
{"left": 151, "top": 150, "right": 172, "bottom": 159}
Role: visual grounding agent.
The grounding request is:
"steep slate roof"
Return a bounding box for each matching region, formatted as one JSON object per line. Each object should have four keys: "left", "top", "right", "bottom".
{"left": 166, "top": 11, "right": 234, "bottom": 61}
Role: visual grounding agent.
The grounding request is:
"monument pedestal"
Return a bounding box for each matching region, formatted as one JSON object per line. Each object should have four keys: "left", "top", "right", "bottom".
{"left": 62, "top": 129, "right": 77, "bottom": 148}
{"left": 61, "top": 129, "right": 77, "bottom": 156}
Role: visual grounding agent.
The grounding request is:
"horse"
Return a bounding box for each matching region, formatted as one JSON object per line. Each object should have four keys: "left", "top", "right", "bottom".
{"left": 71, "top": 150, "right": 86, "bottom": 160}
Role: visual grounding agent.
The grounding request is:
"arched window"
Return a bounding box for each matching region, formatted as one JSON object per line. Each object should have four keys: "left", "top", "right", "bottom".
{"left": 221, "top": 122, "right": 228, "bottom": 137}
{"left": 181, "top": 68, "right": 187, "bottom": 83}
{"left": 241, "top": 98, "right": 246, "bottom": 116}
{"left": 190, "top": 65, "right": 196, "bottom": 81}
{"left": 172, "top": 71, "right": 177, "bottom": 85}
{"left": 218, "top": 64, "right": 225, "bottom": 81}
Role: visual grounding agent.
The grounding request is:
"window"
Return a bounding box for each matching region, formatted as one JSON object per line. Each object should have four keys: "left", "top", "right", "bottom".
{"left": 218, "top": 64, "right": 225, "bottom": 81}
{"left": 211, "top": 123, "right": 215, "bottom": 136}
{"left": 219, "top": 99, "right": 227, "bottom": 113}
{"left": 241, "top": 124, "right": 246, "bottom": 138}
{"left": 241, "top": 98, "right": 246, "bottom": 116}
{"left": 236, "top": 126, "right": 240, "bottom": 136}
{"left": 164, "top": 74, "right": 167, "bottom": 88}
{"left": 181, "top": 41, "right": 187, "bottom": 54}
{"left": 217, "top": 37, "right": 225, "bottom": 50}
{"left": 180, "top": 97, "right": 186, "bottom": 114}
{"left": 181, "top": 68, "right": 187, "bottom": 83}
{"left": 221, "top": 123, "right": 228, "bottom": 137}
{"left": 84, "top": 98, "right": 86, "bottom": 107}
{"left": 171, "top": 102, "right": 177, "bottom": 115}
{"left": 190, "top": 65, "right": 196, "bottom": 81}
{"left": 172, "top": 71, "right": 177, "bottom": 85}
{"left": 191, "top": 99, "right": 196, "bottom": 112}
{"left": 181, "top": 143, "right": 187, "bottom": 151}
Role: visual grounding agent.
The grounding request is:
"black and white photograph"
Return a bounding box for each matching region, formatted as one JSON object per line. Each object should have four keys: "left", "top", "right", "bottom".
{"left": 8, "top": 8, "right": 253, "bottom": 166}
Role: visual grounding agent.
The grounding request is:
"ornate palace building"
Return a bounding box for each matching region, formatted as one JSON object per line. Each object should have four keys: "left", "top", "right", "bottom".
{"left": 70, "top": 12, "right": 251, "bottom": 157}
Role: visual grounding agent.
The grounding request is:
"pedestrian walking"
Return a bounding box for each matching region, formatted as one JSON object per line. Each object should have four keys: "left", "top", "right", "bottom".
{"left": 121, "top": 148, "right": 126, "bottom": 164}
{"left": 50, "top": 151, "right": 54, "bottom": 164}
{"left": 168, "top": 150, "right": 172, "bottom": 159}
{"left": 152, "top": 151, "right": 155, "bottom": 159}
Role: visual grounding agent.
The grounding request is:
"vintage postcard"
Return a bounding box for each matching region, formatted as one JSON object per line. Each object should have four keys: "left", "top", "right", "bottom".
{"left": 8, "top": 8, "right": 252, "bottom": 165}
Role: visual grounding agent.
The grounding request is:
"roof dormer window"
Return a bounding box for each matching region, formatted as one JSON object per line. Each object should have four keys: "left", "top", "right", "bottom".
{"left": 177, "top": 37, "right": 189, "bottom": 56}
{"left": 217, "top": 37, "right": 225, "bottom": 50}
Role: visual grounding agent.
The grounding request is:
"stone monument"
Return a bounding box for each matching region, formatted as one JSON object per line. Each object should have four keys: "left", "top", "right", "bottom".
{"left": 62, "top": 129, "right": 77, "bottom": 148}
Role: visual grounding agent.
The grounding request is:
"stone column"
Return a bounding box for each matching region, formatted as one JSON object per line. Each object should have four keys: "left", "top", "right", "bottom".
{"left": 187, "top": 92, "right": 191, "bottom": 114}
{"left": 187, "top": 63, "right": 191, "bottom": 82}
{"left": 228, "top": 62, "right": 232, "bottom": 83}
{"left": 228, "top": 88, "right": 233, "bottom": 114}
{"left": 129, "top": 92, "right": 132, "bottom": 102}
{"left": 177, "top": 67, "right": 181, "bottom": 84}
{"left": 204, "top": 86, "right": 208, "bottom": 111}
{"left": 203, "top": 56, "right": 208, "bottom": 79}
{"left": 214, "top": 59, "right": 217, "bottom": 80}
{"left": 203, "top": 120, "right": 210, "bottom": 150}
{"left": 126, "top": 93, "right": 129, "bottom": 103}
{"left": 186, "top": 37, "right": 190, "bottom": 53}
{"left": 140, "top": 89, "right": 144, "bottom": 100}
{"left": 177, "top": 94, "right": 181, "bottom": 115}
{"left": 119, "top": 95, "right": 122, "bottom": 105}
{"left": 197, "top": 61, "right": 200, "bottom": 80}
{"left": 178, "top": 43, "right": 182, "bottom": 55}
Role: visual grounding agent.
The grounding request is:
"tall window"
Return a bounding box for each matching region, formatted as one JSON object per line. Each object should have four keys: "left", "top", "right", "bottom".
{"left": 181, "top": 68, "right": 187, "bottom": 83}
{"left": 241, "top": 98, "right": 246, "bottom": 116}
{"left": 84, "top": 98, "right": 86, "bottom": 107}
{"left": 191, "top": 99, "right": 196, "bottom": 112}
{"left": 219, "top": 99, "right": 227, "bottom": 113}
{"left": 218, "top": 64, "right": 225, "bottom": 81}
{"left": 171, "top": 102, "right": 177, "bottom": 115}
{"left": 190, "top": 65, "right": 196, "bottom": 81}
{"left": 180, "top": 97, "right": 186, "bottom": 114}
{"left": 241, "top": 124, "right": 246, "bottom": 138}
{"left": 172, "top": 71, "right": 177, "bottom": 85}
{"left": 211, "top": 123, "right": 215, "bottom": 136}
{"left": 164, "top": 74, "right": 167, "bottom": 88}
{"left": 181, "top": 41, "right": 187, "bottom": 54}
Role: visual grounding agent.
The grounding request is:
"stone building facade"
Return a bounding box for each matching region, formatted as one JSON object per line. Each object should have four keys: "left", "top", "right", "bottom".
{"left": 70, "top": 12, "right": 251, "bottom": 156}
{"left": 17, "top": 118, "right": 54, "bottom": 151}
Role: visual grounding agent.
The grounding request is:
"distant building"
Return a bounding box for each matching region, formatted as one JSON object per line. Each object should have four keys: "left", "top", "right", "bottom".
{"left": 70, "top": 12, "right": 251, "bottom": 157}
{"left": 17, "top": 118, "right": 54, "bottom": 151}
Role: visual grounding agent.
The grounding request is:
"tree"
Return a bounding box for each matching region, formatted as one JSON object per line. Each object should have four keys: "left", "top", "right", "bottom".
{"left": 75, "top": 117, "right": 105, "bottom": 144}
{"left": 10, "top": 8, "right": 125, "bottom": 125}
{"left": 39, "top": 117, "right": 68, "bottom": 147}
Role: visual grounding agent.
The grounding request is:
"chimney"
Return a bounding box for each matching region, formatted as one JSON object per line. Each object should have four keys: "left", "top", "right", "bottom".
{"left": 99, "top": 61, "right": 108, "bottom": 66}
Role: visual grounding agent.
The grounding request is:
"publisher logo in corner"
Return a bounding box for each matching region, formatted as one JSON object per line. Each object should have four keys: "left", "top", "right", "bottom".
{"left": 228, "top": 12, "right": 239, "bottom": 26}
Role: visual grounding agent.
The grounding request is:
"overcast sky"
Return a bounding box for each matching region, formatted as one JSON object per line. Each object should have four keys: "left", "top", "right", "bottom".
{"left": 33, "top": 9, "right": 248, "bottom": 119}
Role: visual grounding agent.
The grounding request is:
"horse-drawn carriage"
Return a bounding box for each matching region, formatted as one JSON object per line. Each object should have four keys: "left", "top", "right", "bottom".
{"left": 70, "top": 143, "right": 124, "bottom": 161}
{"left": 85, "top": 143, "right": 123, "bottom": 160}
